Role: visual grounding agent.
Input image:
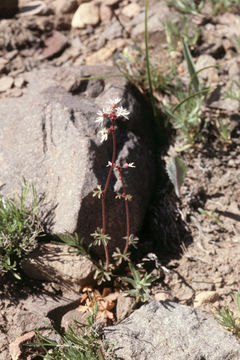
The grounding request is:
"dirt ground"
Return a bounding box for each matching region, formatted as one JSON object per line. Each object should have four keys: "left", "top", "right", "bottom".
{"left": 0, "top": 0, "right": 240, "bottom": 358}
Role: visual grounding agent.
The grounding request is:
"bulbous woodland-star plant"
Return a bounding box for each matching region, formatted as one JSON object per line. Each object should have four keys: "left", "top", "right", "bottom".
{"left": 91, "top": 98, "right": 139, "bottom": 284}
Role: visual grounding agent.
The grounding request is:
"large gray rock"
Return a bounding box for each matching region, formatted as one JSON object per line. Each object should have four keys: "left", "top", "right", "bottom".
{"left": 0, "top": 65, "right": 156, "bottom": 255}
{"left": 104, "top": 301, "right": 240, "bottom": 360}
{"left": 0, "top": 0, "right": 18, "bottom": 18}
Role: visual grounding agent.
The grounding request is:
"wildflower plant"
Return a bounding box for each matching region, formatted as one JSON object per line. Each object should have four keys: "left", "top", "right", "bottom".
{"left": 91, "top": 98, "right": 139, "bottom": 284}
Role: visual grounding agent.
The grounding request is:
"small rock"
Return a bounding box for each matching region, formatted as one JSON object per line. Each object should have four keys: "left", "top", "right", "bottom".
{"left": 195, "top": 54, "right": 218, "bottom": 84}
{"left": 72, "top": 3, "right": 99, "bottom": 29}
{"left": 86, "top": 78, "right": 104, "bottom": 98}
{"left": 98, "top": 21, "right": 123, "bottom": 43}
{"left": 86, "top": 45, "right": 116, "bottom": 65}
{"left": 41, "top": 31, "right": 68, "bottom": 59}
{"left": 55, "top": 0, "right": 78, "bottom": 14}
{"left": 194, "top": 291, "right": 219, "bottom": 308}
{"left": 209, "top": 97, "right": 239, "bottom": 112}
{"left": 0, "top": 58, "right": 8, "bottom": 72}
{"left": 228, "top": 59, "right": 240, "bottom": 78}
{"left": 0, "top": 0, "right": 18, "bottom": 18}
{"left": 116, "top": 293, "right": 136, "bottom": 322}
{"left": 61, "top": 308, "right": 87, "bottom": 330}
{"left": 0, "top": 76, "right": 14, "bottom": 92}
{"left": 101, "top": 0, "right": 119, "bottom": 5}
{"left": 122, "top": 3, "right": 141, "bottom": 18}
{"left": 9, "top": 88, "right": 23, "bottom": 97}
{"left": 99, "top": 4, "right": 113, "bottom": 24}
{"left": 14, "top": 77, "right": 25, "bottom": 88}
{"left": 154, "top": 292, "right": 173, "bottom": 302}
{"left": 21, "top": 243, "right": 95, "bottom": 290}
{"left": 8, "top": 309, "right": 51, "bottom": 341}
{"left": 19, "top": 1, "right": 52, "bottom": 16}
{"left": 4, "top": 49, "right": 18, "bottom": 60}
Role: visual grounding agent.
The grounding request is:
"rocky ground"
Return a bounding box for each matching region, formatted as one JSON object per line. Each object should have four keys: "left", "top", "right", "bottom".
{"left": 0, "top": 0, "right": 240, "bottom": 359}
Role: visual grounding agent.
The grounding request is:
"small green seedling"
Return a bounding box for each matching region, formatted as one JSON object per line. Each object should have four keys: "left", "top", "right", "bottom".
{"left": 122, "top": 262, "right": 157, "bottom": 302}
{"left": 198, "top": 207, "right": 223, "bottom": 225}
{"left": 216, "top": 117, "right": 233, "bottom": 149}
{"left": 215, "top": 290, "right": 240, "bottom": 338}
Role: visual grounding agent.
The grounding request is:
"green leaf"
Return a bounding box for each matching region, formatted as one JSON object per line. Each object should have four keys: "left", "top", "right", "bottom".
{"left": 182, "top": 38, "right": 200, "bottom": 93}
{"left": 166, "top": 157, "right": 187, "bottom": 197}
{"left": 121, "top": 277, "right": 136, "bottom": 287}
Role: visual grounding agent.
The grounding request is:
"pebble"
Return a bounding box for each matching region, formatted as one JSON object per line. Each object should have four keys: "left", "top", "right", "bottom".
{"left": 99, "top": 4, "right": 113, "bottom": 24}
{"left": 14, "top": 77, "right": 25, "bottom": 88}
{"left": 19, "top": 1, "right": 52, "bottom": 16}
{"left": 195, "top": 54, "right": 218, "bottom": 84}
{"left": 0, "top": 58, "right": 8, "bottom": 72}
{"left": 154, "top": 292, "right": 173, "bottom": 302}
{"left": 86, "top": 45, "right": 116, "bottom": 65}
{"left": 122, "top": 3, "right": 141, "bottom": 18}
{"left": 9, "top": 88, "right": 23, "bottom": 97}
{"left": 41, "top": 31, "right": 68, "bottom": 59}
{"left": 4, "top": 50, "right": 18, "bottom": 61}
{"left": 71, "top": 3, "right": 99, "bottom": 29}
{"left": 101, "top": 0, "right": 120, "bottom": 5}
{"left": 0, "top": 76, "right": 14, "bottom": 92}
{"left": 194, "top": 291, "right": 219, "bottom": 308}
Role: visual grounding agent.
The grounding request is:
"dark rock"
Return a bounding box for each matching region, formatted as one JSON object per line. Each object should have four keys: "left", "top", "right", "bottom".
{"left": 104, "top": 301, "right": 240, "bottom": 360}
{"left": 0, "top": 65, "right": 156, "bottom": 256}
{"left": 0, "top": 0, "right": 18, "bottom": 18}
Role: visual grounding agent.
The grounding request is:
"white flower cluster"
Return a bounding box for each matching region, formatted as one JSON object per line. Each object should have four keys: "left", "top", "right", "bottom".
{"left": 96, "top": 98, "right": 130, "bottom": 142}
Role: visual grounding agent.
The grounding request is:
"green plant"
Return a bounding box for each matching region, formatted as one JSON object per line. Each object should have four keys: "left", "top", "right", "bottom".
{"left": 28, "top": 294, "right": 115, "bottom": 360}
{"left": 168, "top": 0, "right": 204, "bottom": 14}
{"left": 224, "top": 79, "right": 240, "bottom": 102}
{"left": 164, "top": 16, "right": 201, "bottom": 52}
{"left": 56, "top": 232, "right": 90, "bottom": 257}
{"left": 208, "top": 0, "right": 240, "bottom": 15}
{"left": 216, "top": 117, "right": 233, "bottom": 149}
{"left": 166, "top": 156, "right": 187, "bottom": 197}
{"left": 198, "top": 207, "right": 223, "bottom": 225}
{"left": 121, "top": 262, "right": 156, "bottom": 302}
{"left": 215, "top": 290, "right": 240, "bottom": 338}
{"left": 163, "top": 39, "right": 212, "bottom": 148}
{"left": 0, "top": 180, "right": 43, "bottom": 279}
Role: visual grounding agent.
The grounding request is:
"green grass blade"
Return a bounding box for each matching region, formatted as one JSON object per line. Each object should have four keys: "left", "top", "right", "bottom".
{"left": 182, "top": 38, "right": 200, "bottom": 93}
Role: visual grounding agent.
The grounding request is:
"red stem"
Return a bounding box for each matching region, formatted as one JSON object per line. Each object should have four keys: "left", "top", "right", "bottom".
{"left": 101, "top": 124, "right": 116, "bottom": 269}
{"left": 119, "top": 168, "right": 130, "bottom": 254}
{"left": 99, "top": 346, "right": 106, "bottom": 360}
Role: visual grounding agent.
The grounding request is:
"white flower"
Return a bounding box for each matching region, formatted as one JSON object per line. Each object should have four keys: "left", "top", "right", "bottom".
{"left": 122, "top": 162, "right": 135, "bottom": 168}
{"left": 128, "top": 162, "right": 135, "bottom": 168}
{"left": 116, "top": 106, "right": 130, "bottom": 119}
{"left": 108, "top": 97, "right": 121, "bottom": 106}
{"left": 95, "top": 106, "right": 111, "bottom": 125}
{"left": 106, "top": 161, "right": 112, "bottom": 167}
{"left": 99, "top": 128, "right": 108, "bottom": 142}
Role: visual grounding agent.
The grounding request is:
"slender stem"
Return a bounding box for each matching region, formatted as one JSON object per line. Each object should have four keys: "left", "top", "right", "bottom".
{"left": 144, "top": 0, "right": 157, "bottom": 122}
{"left": 101, "top": 124, "right": 116, "bottom": 268}
{"left": 98, "top": 346, "right": 106, "bottom": 360}
{"left": 119, "top": 168, "right": 130, "bottom": 254}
